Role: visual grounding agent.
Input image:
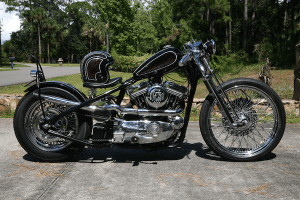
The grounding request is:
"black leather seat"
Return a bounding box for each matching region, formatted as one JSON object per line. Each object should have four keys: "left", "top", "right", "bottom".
{"left": 83, "top": 77, "right": 122, "bottom": 88}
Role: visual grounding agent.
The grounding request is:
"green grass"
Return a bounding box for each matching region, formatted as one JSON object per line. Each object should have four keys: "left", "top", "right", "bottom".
{"left": 0, "top": 63, "right": 30, "bottom": 68}
{"left": 0, "top": 69, "right": 19, "bottom": 71}
{"left": 0, "top": 107, "right": 14, "bottom": 118}
{"left": 0, "top": 71, "right": 133, "bottom": 96}
{"left": 40, "top": 63, "right": 80, "bottom": 67}
{"left": 286, "top": 110, "right": 300, "bottom": 124}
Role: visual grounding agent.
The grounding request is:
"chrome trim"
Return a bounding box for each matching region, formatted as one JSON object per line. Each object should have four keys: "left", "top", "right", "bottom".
{"left": 178, "top": 52, "right": 191, "bottom": 67}
{"left": 105, "top": 104, "right": 182, "bottom": 116}
{"left": 30, "top": 70, "right": 37, "bottom": 78}
{"left": 33, "top": 92, "right": 182, "bottom": 117}
{"left": 112, "top": 120, "right": 178, "bottom": 144}
{"left": 33, "top": 92, "right": 101, "bottom": 113}
{"left": 145, "top": 84, "right": 169, "bottom": 108}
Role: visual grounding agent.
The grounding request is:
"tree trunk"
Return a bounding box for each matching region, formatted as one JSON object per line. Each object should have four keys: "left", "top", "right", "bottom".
{"left": 243, "top": 0, "right": 248, "bottom": 52}
{"left": 226, "top": 21, "right": 229, "bottom": 56}
{"left": 56, "top": 38, "right": 58, "bottom": 63}
{"left": 90, "top": 38, "right": 92, "bottom": 53}
{"left": 293, "top": 44, "right": 300, "bottom": 101}
{"left": 291, "top": 0, "right": 295, "bottom": 32}
{"left": 106, "top": 28, "right": 109, "bottom": 53}
{"left": 251, "top": 0, "right": 256, "bottom": 40}
{"left": 211, "top": 12, "right": 215, "bottom": 36}
{"left": 207, "top": 6, "right": 211, "bottom": 36}
{"left": 47, "top": 38, "right": 50, "bottom": 63}
{"left": 284, "top": 0, "right": 287, "bottom": 30}
{"left": 38, "top": 23, "right": 42, "bottom": 62}
{"left": 229, "top": 1, "right": 232, "bottom": 47}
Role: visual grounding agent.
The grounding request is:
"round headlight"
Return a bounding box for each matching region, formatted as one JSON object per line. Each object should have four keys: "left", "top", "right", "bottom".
{"left": 30, "top": 70, "right": 37, "bottom": 78}
{"left": 204, "top": 39, "right": 216, "bottom": 55}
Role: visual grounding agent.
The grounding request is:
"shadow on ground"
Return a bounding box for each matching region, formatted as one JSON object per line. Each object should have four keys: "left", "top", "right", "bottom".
{"left": 22, "top": 141, "right": 277, "bottom": 166}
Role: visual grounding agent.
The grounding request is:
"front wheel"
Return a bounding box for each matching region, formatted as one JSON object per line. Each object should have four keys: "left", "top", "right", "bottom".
{"left": 200, "top": 78, "right": 286, "bottom": 161}
{"left": 14, "top": 87, "right": 91, "bottom": 161}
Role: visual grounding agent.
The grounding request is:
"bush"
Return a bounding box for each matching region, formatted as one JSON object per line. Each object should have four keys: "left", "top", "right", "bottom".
{"left": 111, "top": 52, "right": 152, "bottom": 73}
{"left": 210, "top": 50, "right": 251, "bottom": 74}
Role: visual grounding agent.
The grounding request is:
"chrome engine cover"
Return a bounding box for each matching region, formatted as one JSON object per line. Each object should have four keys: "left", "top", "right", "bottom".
{"left": 112, "top": 116, "right": 183, "bottom": 144}
{"left": 146, "top": 84, "right": 168, "bottom": 108}
{"left": 127, "top": 81, "right": 188, "bottom": 109}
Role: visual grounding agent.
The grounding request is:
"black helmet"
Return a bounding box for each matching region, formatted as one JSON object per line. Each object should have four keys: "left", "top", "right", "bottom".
{"left": 80, "top": 51, "right": 114, "bottom": 84}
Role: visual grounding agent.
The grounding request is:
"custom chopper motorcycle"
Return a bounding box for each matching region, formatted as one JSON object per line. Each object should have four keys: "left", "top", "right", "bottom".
{"left": 13, "top": 39, "right": 286, "bottom": 162}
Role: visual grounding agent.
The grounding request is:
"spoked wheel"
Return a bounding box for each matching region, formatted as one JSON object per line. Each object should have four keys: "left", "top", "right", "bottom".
{"left": 25, "top": 101, "right": 78, "bottom": 152}
{"left": 200, "top": 78, "right": 286, "bottom": 161}
{"left": 14, "top": 88, "right": 91, "bottom": 161}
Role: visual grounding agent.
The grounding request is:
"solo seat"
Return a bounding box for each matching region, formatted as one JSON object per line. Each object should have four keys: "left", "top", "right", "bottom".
{"left": 83, "top": 77, "right": 122, "bottom": 88}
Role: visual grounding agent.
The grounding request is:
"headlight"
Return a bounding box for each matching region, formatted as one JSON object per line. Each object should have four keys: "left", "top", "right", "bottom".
{"left": 204, "top": 39, "right": 216, "bottom": 55}
{"left": 30, "top": 70, "right": 37, "bottom": 78}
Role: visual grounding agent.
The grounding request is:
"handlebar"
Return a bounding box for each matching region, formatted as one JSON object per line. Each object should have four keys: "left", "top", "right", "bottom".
{"left": 28, "top": 53, "right": 46, "bottom": 82}
{"left": 179, "top": 39, "right": 216, "bottom": 78}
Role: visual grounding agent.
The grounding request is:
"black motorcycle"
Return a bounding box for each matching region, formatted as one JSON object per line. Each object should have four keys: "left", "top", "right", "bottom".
{"left": 13, "top": 39, "right": 286, "bottom": 161}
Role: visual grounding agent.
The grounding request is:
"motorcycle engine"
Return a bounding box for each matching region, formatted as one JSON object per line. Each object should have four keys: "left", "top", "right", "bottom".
{"left": 127, "top": 81, "right": 188, "bottom": 110}
{"left": 110, "top": 81, "right": 188, "bottom": 145}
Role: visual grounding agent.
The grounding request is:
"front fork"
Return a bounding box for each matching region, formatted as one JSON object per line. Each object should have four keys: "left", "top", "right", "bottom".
{"left": 194, "top": 55, "right": 241, "bottom": 125}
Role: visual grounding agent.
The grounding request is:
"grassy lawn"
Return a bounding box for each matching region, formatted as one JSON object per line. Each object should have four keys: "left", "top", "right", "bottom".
{"left": 0, "top": 66, "right": 299, "bottom": 123}
{"left": 40, "top": 63, "right": 80, "bottom": 67}
{"left": 0, "top": 63, "right": 30, "bottom": 71}
{"left": 15, "top": 62, "right": 80, "bottom": 67}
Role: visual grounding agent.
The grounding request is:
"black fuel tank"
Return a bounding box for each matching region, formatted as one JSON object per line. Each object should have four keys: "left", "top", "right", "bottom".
{"left": 133, "top": 46, "right": 181, "bottom": 79}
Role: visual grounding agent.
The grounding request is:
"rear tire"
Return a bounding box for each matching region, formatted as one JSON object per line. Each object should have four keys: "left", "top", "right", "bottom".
{"left": 14, "top": 88, "right": 91, "bottom": 161}
{"left": 200, "top": 78, "right": 286, "bottom": 161}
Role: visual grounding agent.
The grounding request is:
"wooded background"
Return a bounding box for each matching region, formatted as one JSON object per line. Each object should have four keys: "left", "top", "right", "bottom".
{"left": 2, "top": 0, "right": 300, "bottom": 68}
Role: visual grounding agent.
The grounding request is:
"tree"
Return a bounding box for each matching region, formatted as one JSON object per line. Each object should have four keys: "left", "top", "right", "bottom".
{"left": 93, "top": 0, "right": 137, "bottom": 55}
{"left": 243, "top": 0, "right": 248, "bottom": 52}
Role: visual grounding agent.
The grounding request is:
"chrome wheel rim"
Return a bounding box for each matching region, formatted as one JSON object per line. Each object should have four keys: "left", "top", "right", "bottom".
{"left": 209, "top": 85, "right": 279, "bottom": 158}
{"left": 24, "top": 101, "right": 78, "bottom": 152}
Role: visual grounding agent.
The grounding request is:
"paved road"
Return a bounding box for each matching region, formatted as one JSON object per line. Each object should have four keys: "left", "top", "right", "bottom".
{"left": 0, "top": 119, "right": 299, "bottom": 200}
{"left": 0, "top": 63, "right": 80, "bottom": 87}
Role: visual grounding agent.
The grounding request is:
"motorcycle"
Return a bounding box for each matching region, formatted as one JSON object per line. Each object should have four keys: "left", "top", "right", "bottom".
{"left": 13, "top": 39, "right": 286, "bottom": 162}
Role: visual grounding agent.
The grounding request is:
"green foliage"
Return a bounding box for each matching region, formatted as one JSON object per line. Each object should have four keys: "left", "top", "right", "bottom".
{"left": 3, "top": 0, "right": 300, "bottom": 67}
{"left": 211, "top": 51, "right": 251, "bottom": 74}
{"left": 286, "top": 111, "right": 300, "bottom": 124}
{"left": 0, "top": 107, "right": 14, "bottom": 118}
{"left": 111, "top": 52, "right": 152, "bottom": 72}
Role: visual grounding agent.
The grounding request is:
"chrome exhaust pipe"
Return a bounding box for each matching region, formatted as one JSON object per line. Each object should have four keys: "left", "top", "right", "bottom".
{"left": 33, "top": 92, "right": 182, "bottom": 117}
{"left": 33, "top": 92, "right": 99, "bottom": 113}
{"left": 105, "top": 104, "right": 182, "bottom": 116}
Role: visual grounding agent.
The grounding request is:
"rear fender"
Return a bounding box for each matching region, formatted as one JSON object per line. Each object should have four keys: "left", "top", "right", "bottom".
{"left": 24, "top": 81, "right": 88, "bottom": 102}
{"left": 24, "top": 81, "right": 92, "bottom": 138}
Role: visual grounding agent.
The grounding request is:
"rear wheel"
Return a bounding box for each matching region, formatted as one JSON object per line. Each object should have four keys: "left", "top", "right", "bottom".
{"left": 14, "top": 88, "right": 91, "bottom": 161}
{"left": 200, "top": 78, "right": 286, "bottom": 161}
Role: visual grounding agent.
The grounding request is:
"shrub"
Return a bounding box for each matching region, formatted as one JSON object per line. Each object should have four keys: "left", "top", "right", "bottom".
{"left": 111, "top": 52, "right": 152, "bottom": 73}
{"left": 210, "top": 50, "right": 250, "bottom": 74}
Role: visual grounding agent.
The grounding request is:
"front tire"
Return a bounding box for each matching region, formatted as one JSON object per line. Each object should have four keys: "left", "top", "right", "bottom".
{"left": 14, "top": 88, "right": 91, "bottom": 161}
{"left": 200, "top": 78, "right": 286, "bottom": 161}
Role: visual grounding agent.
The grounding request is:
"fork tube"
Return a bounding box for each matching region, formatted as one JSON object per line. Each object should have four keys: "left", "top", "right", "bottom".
{"left": 194, "top": 56, "right": 236, "bottom": 123}
{"left": 205, "top": 77, "right": 235, "bottom": 123}
{"left": 201, "top": 56, "right": 240, "bottom": 120}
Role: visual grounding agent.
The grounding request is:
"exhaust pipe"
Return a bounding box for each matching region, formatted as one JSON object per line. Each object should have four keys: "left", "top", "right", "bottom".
{"left": 33, "top": 92, "right": 102, "bottom": 113}
{"left": 105, "top": 104, "right": 182, "bottom": 116}
{"left": 33, "top": 92, "right": 182, "bottom": 117}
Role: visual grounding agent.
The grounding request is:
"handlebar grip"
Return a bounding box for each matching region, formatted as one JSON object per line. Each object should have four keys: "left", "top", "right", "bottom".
{"left": 178, "top": 53, "right": 191, "bottom": 66}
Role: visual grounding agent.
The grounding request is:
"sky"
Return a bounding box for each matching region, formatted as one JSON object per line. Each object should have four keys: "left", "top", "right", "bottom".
{"left": 0, "top": 2, "right": 21, "bottom": 45}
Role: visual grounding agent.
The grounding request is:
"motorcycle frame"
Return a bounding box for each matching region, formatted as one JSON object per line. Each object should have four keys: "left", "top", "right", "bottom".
{"left": 30, "top": 52, "right": 235, "bottom": 149}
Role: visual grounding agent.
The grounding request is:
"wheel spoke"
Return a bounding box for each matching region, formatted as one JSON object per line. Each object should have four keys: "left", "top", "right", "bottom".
{"left": 24, "top": 100, "right": 78, "bottom": 152}
{"left": 207, "top": 84, "right": 280, "bottom": 159}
